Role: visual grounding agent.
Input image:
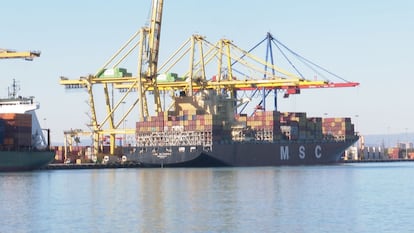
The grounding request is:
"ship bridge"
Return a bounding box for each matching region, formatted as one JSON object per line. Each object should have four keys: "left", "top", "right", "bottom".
{"left": 0, "top": 97, "right": 39, "bottom": 114}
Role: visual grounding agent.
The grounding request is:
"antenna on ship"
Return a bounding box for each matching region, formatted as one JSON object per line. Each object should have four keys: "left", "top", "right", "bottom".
{"left": 8, "top": 79, "right": 20, "bottom": 99}
{"left": 0, "top": 48, "right": 40, "bottom": 99}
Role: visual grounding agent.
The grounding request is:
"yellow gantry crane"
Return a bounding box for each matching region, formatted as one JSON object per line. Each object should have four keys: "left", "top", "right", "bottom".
{"left": 60, "top": 0, "right": 165, "bottom": 155}
{"left": 59, "top": 0, "right": 359, "bottom": 156}
{"left": 0, "top": 49, "right": 40, "bottom": 60}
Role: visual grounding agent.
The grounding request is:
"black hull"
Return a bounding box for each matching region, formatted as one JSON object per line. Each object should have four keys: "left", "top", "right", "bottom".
{"left": 126, "top": 138, "right": 358, "bottom": 168}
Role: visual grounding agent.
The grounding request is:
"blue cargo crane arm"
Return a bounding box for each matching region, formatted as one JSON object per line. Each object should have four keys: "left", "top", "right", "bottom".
{"left": 237, "top": 32, "right": 359, "bottom": 115}
{"left": 271, "top": 36, "right": 350, "bottom": 83}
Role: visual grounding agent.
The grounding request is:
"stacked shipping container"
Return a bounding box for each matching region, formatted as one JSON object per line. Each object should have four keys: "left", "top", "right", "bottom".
{"left": 0, "top": 113, "right": 32, "bottom": 150}
{"left": 135, "top": 110, "right": 222, "bottom": 133}
{"left": 387, "top": 147, "right": 399, "bottom": 159}
{"left": 245, "top": 111, "right": 280, "bottom": 141}
{"left": 322, "top": 117, "right": 355, "bottom": 140}
{"left": 136, "top": 110, "right": 220, "bottom": 147}
{"left": 135, "top": 110, "right": 356, "bottom": 146}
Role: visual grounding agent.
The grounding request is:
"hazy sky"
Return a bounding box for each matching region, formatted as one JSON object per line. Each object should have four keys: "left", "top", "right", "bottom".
{"left": 1, "top": 0, "right": 413, "bottom": 144}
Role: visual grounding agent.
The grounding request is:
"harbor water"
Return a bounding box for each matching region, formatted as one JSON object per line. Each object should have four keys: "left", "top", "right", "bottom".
{"left": 1, "top": 162, "right": 414, "bottom": 233}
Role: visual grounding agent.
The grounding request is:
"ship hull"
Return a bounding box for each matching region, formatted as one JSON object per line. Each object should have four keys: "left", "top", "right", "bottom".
{"left": 126, "top": 138, "right": 357, "bottom": 168}
{"left": 0, "top": 150, "right": 55, "bottom": 172}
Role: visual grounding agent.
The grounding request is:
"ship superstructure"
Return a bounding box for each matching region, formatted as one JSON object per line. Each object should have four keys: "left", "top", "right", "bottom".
{"left": 0, "top": 50, "right": 54, "bottom": 171}
{"left": 0, "top": 80, "right": 48, "bottom": 149}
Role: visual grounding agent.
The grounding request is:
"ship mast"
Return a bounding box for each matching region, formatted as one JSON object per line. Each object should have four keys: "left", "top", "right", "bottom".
{"left": 1, "top": 49, "right": 40, "bottom": 99}
{"left": 8, "top": 79, "right": 20, "bottom": 99}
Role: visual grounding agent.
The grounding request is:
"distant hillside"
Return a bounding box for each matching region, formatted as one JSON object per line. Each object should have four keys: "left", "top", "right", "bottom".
{"left": 362, "top": 133, "right": 414, "bottom": 147}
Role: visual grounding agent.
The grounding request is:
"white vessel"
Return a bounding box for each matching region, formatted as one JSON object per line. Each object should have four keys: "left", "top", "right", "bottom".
{"left": 0, "top": 80, "right": 54, "bottom": 171}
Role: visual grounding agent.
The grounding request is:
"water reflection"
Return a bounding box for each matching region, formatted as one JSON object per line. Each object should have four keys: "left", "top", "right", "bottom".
{"left": 136, "top": 168, "right": 239, "bottom": 232}
{"left": 1, "top": 163, "right": 414, "bottom": 233}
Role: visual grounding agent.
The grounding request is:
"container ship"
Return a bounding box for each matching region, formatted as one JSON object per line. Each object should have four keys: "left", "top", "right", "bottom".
{"left": 0, "top": 80, "right": 54, "bottom": 171}
{"left": 59, "top": 1, "right": 359, "bottom": 168}
{"left": 126, "top": 89, "right": 358, "bottom": 167}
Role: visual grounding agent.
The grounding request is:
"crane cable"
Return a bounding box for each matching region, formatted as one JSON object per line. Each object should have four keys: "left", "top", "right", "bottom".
{"left": 273, "top": 41, "right": 305, "bottom": 80}
{"left": 272, "top": 37, "right": 350, "bottom": 83}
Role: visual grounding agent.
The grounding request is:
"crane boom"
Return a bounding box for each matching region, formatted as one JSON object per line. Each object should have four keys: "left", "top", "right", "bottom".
{"left": 146, "top": 0, "right": 163, "bottom": 113}
{"left": 0, "top": 49, "right": 40, "bottom": 60}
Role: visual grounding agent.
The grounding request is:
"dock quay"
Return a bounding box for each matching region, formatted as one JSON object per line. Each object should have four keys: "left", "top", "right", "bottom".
{"left": 44, "top": 162, "right": 144, "bottom": 170}
{"left": 42, "top": 159, "right": 414, "bottom": 170}
{"left": 342, "top": 159, "right": 414, "bottom": 163}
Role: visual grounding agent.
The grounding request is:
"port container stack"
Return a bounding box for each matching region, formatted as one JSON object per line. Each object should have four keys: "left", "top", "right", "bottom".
{"left": 307, "top": 117, "right": 324, "bottom": 140}
{"left": 234, "top": 111, "right": 325, "bottom": 142}
{"left": 278, "top": 112, "right": 324, "bottom": 141}
{"left": 388, "top": 147, "right": 401, "bottom": 159}
{"left": 322, "top": 117, "right": 355, "bottom": 141}
{"left": 136, "top": 110, "right": 220, "bottom": 148}
{"left": 0, "top": 113, "right": 32, "bottom": 150}
{"left": 135, "top": 109, "right": 356, "bottom": 147}
{"left": 232, "top": 114, "right": 247, "bottom": 141}
{"left": 280, "top": 112, "right": 306, "bottom": 140}
{"left": 236, "top": 111, "right": 352, "bottom": 142}
{"left": 244, "top": 111, "right": 281, "bottom": 142}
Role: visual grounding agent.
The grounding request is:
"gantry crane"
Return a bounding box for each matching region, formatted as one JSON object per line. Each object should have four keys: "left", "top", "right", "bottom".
{"left": 59, "top": 0, "right": 359, "bottom": 156}
{"left": 60, "top": 0, "right": 165, "bottom": 155}
{"left": 0, "top": 49, "right": 40, "bottom": 60}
